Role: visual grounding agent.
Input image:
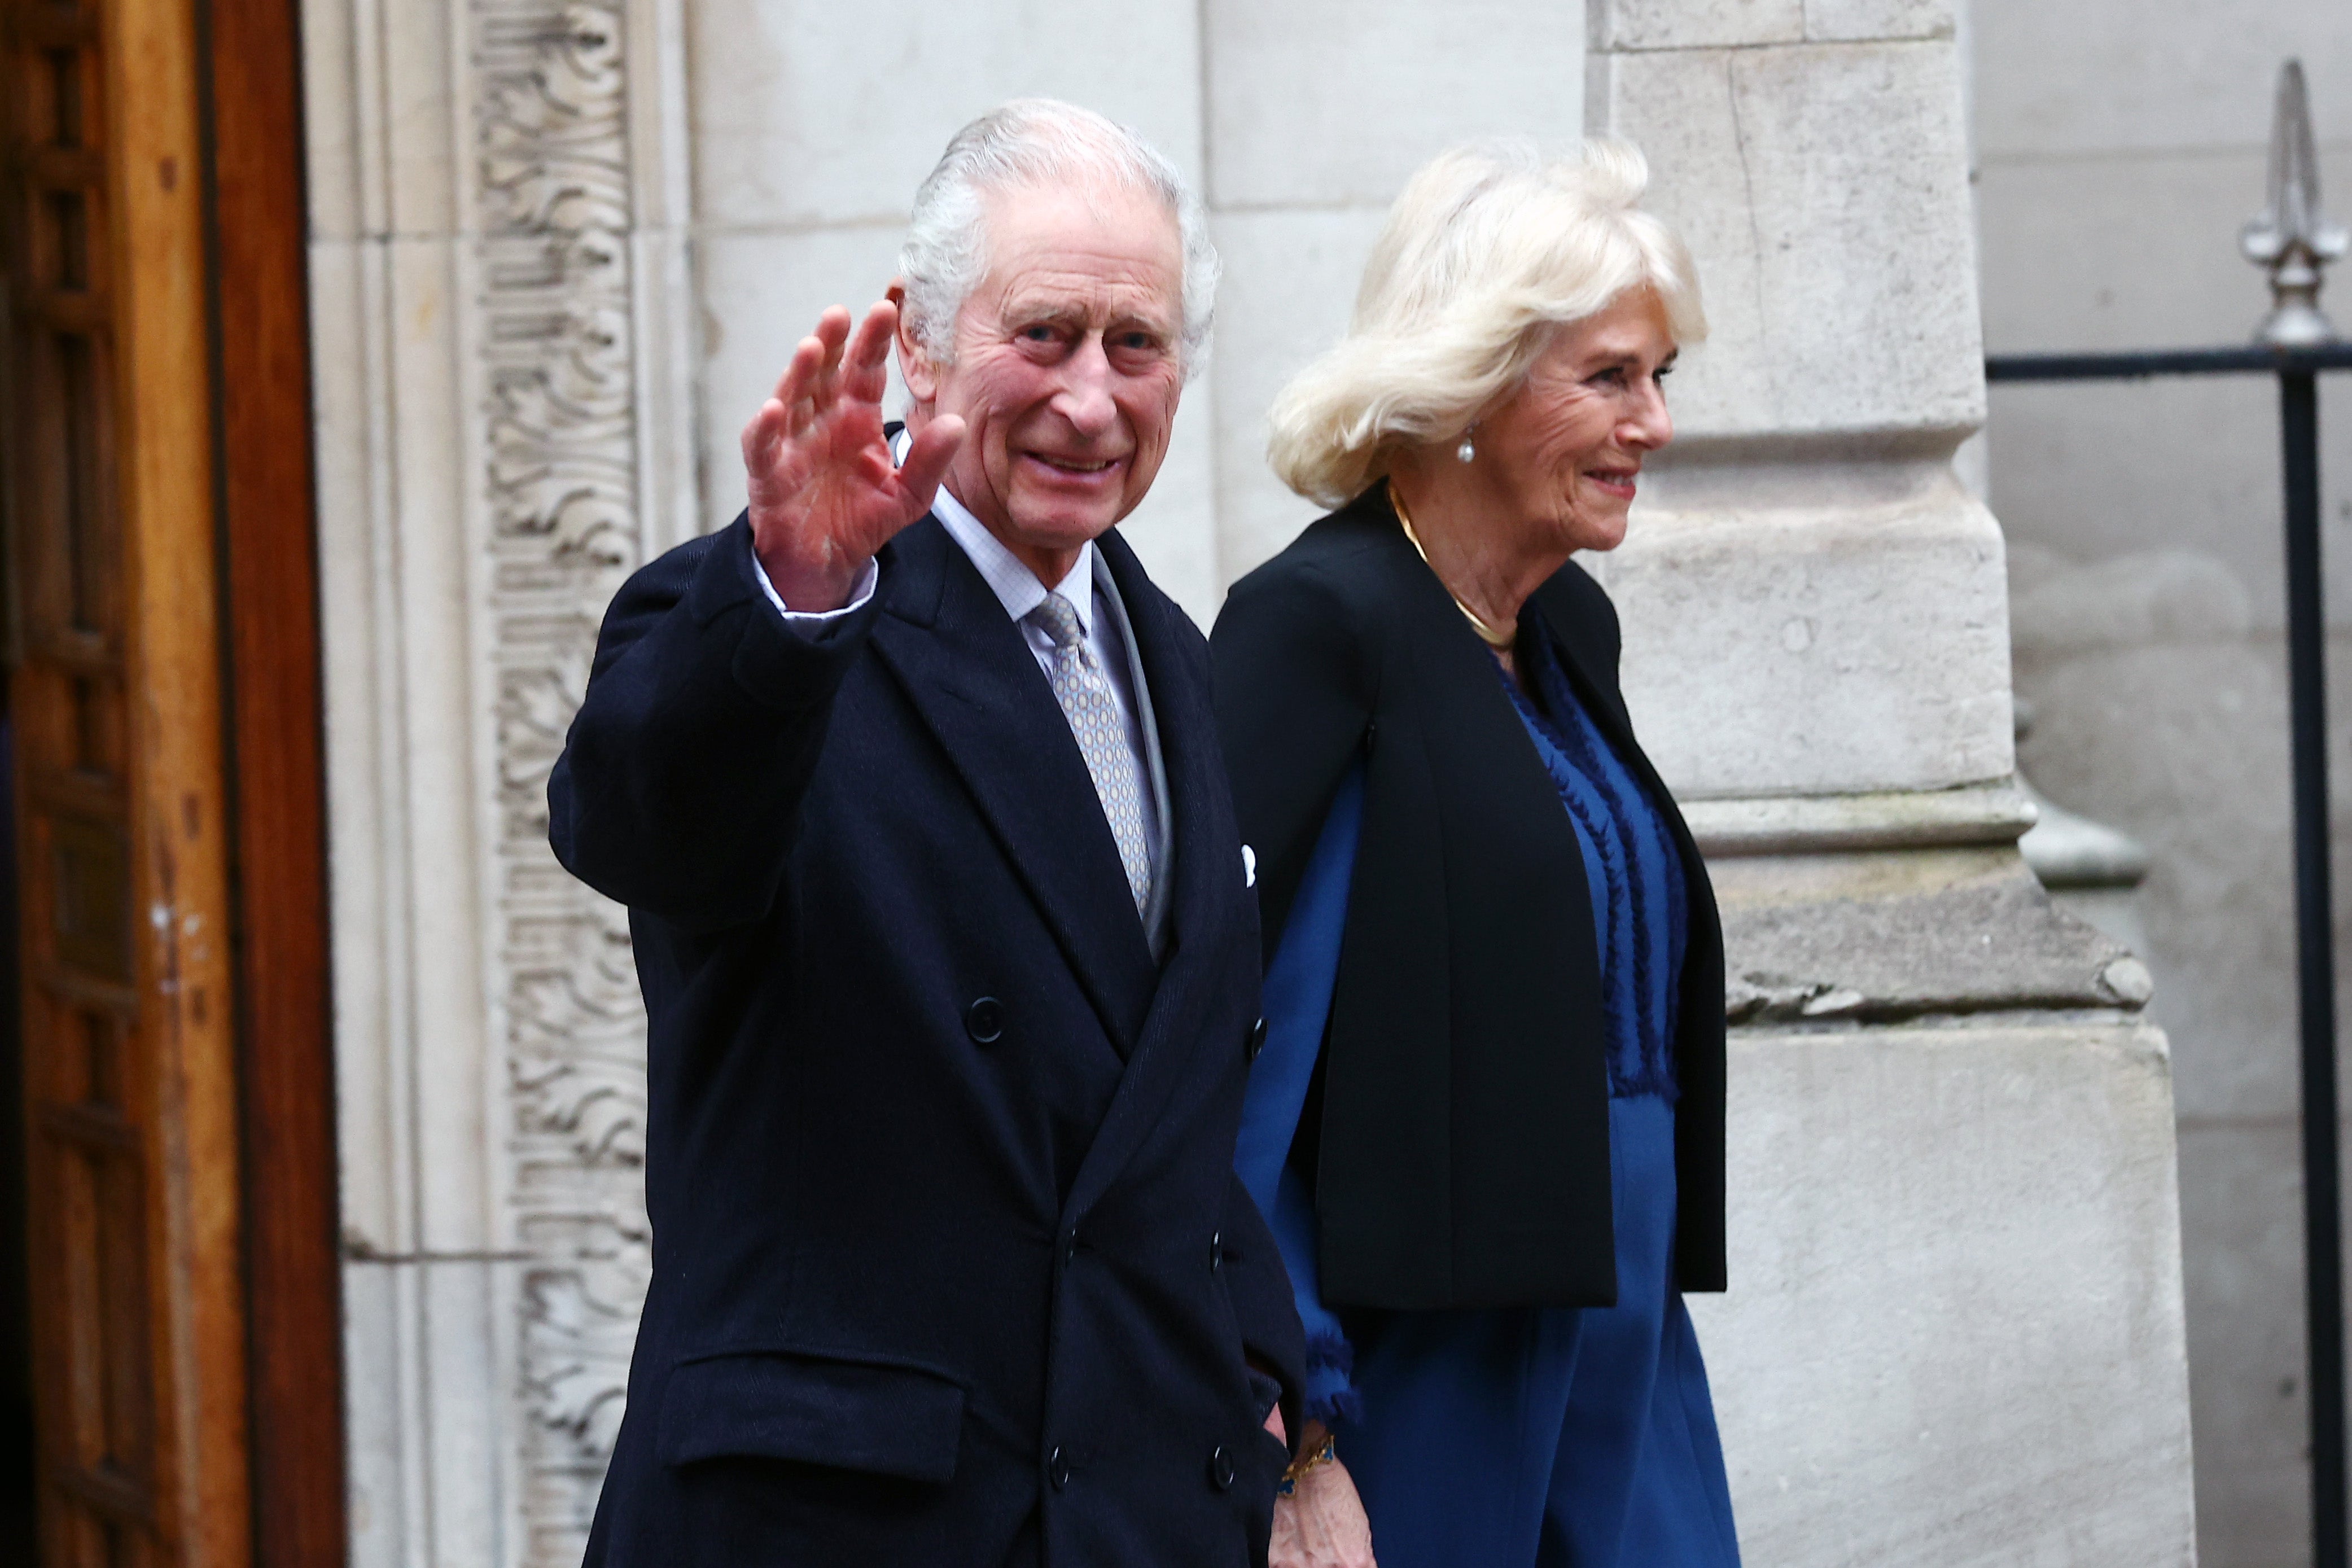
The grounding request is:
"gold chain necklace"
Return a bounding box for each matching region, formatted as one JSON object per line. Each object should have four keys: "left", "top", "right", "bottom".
{"left": 1387, "top": 480, "right": 1517, "bottom": 650}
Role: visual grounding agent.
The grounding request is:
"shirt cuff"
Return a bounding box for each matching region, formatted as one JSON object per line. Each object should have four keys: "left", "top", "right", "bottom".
{"left": 1301, "top": 1333, "right": 1363, "bottom": 1431}
{"left": 756, "top": 553, "right": 879, "bottom": 625}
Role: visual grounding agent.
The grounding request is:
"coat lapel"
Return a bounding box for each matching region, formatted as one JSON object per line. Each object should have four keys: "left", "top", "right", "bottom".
{"left": 870, "top": 518, "right": 1159, "bottom": 1054}
{"left": 1063, "top": 532, "right": 1234, "bottom": 1220}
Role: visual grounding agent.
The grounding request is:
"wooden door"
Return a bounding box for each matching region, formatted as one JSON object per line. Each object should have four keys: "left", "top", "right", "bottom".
{"left": 0, "top": 2, "right": 251, "bottom": 1565}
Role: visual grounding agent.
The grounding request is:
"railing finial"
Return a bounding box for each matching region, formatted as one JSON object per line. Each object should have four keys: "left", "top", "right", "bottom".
{"left": 2244, "top": 60, "right": 2348, "bottom": 346}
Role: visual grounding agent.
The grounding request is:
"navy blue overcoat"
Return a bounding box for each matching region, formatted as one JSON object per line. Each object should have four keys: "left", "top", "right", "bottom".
{"left": 551, "top": 511, "right": 1303, "bottom": 1567}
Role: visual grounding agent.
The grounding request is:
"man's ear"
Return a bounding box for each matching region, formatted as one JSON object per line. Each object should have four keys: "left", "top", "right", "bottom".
{"left": 890, "top": 277, "right": 940, "bottom": 403}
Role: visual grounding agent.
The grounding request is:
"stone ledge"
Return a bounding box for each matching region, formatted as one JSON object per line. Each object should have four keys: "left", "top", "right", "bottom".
{"left": 1710, "top": 844, "right": 2151, "bottom": 1023}
{"left": 1685, "top": 782, "right": 2037, "bottom": 856}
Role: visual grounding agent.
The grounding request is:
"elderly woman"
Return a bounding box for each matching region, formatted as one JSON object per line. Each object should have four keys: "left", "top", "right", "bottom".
{"left": 1214, "top": 142, "right": 1737, "bottom": 1567}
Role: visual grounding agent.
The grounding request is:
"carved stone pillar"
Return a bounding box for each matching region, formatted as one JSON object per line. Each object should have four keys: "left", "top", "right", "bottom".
{"left": 303, "top": 0, "right": 692, "bottom": 1561}
{"left": 1585, "top": 1, "right": 2197, "bottom": 1560}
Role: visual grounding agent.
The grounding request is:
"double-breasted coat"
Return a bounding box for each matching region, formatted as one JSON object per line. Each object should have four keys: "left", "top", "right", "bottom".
{"left": 551, "top": 511, "right": 1303, "bottom": 1567}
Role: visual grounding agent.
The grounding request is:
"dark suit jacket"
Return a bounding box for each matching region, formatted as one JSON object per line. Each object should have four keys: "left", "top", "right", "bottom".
{"left": 552, "top": 511, "right": 1303, "bottom": 1567}
{"left": 1211, "top": 485, "right": 1727, "bottom": 1310}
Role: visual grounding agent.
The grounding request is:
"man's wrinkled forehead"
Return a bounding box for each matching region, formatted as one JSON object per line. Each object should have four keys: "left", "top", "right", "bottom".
{"left": 970, "top": 178, "right": 1184, "bottom": 318}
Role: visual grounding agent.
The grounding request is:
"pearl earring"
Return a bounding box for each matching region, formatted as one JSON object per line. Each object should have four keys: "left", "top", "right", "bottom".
{"left": 1456, "top": 431, "right": 1476, "bottom": 464}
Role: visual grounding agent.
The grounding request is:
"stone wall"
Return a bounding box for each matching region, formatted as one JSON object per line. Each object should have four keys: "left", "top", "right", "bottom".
{"left": 299, "top": 0, "right": 2199, "bottom": 1561}
{"left": 1973, "top": 3, "right": 2352, "bottom": 1560}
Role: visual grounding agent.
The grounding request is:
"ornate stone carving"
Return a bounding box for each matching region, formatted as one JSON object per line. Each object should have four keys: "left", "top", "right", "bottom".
{"left": 472, "top": 2, "right": 649, "bottom": 1559}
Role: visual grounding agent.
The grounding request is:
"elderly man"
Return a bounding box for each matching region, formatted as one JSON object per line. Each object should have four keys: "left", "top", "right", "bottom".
{"left": 553, "top": 100, "right": 1302, "bottom": 1567}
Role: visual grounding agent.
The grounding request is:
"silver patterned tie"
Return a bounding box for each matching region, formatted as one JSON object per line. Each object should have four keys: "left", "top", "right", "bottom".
{"left": 1026, "top": 590, "right": 1153, "bottom": 917}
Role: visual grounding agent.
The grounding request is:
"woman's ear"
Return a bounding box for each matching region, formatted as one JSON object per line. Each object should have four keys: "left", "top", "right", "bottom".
{"left": 891, "top": 278, "right": 941, "bottom": 403}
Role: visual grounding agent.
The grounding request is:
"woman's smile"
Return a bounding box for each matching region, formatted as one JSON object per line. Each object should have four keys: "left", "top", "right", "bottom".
{"left": 1584, "top": 465, "right": 1640, "bottom": 501}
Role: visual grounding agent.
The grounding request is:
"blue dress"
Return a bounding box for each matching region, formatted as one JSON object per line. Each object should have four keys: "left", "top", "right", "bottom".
{"left": 1236, "top": 628, "right": 1741, "bottom": 1567}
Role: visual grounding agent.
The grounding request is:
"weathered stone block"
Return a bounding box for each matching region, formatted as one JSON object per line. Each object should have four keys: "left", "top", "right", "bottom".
{"left": 1597, "top": 40, "right": 1985, "bottom": 441}
{"left": 686, "top": 0, "right": 1206, "bottom": 232}
{"left": 1711, "top": 847, "right": 2145, "bottom": 1023}
{"left": 1591, "top": 0, "right": 1803, "bottom": 53}
{"left": 1596, "top": 479, "right": 2014, "bottom": 797}
{"left": 1696, "top": 1019, "right": 2196, "bottom": 1566}
{"left": 1205, "top": 0, "right": 1585, "bottom": 211}
{"left": 1800, "top": 0, "right": 1951, "bottom": 44}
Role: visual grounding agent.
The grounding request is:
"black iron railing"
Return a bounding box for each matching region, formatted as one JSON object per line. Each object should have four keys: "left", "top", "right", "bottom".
{"left": 1987, "top": 340, "right": 2352, "bottom": 1565}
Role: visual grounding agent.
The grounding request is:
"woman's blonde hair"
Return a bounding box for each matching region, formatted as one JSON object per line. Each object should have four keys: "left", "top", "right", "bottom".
{"left": 1266, "top": 139, "right": 1705, "bottom": 508}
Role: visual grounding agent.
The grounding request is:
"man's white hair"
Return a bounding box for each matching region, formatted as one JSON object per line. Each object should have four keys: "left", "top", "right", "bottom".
{"left": 1267, "top": 139, "right": 1706, "bottom": 508}
{"left": 900, "top": 99, "right": 1219, "bottom": 376}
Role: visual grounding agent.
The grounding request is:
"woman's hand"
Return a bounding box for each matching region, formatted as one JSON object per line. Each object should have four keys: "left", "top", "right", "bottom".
{"left": 738, "top": 298, "right": 965, "bottom": 612}
{"left": 1269, "top": 1448, "right": 1376, "bottom": 1568}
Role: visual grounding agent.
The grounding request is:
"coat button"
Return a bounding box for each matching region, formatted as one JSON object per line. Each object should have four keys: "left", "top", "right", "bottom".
{"left": 1246, "top": 1017, "right": 1268, "bottom": 1061}
{"left": 1209, "top": 1444, "right": 1236, "bottom": 1491}
{"left": 1065, "top": 1226, "right": 1083, "bottom": 1263}
{"left": 1049, "top": 1445, "right": 1072, "bottom": 1489}
{"left": 1210, "top": 1231, "right": 1223, "bottom": 1272}
{"left": 966, "top": 996, "right": 1005, "bottom": 1044}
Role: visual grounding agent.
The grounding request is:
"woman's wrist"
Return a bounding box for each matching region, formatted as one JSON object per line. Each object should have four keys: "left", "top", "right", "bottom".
{"left": 1278, "top": 1424, "right": 1339, "bottom": 1493}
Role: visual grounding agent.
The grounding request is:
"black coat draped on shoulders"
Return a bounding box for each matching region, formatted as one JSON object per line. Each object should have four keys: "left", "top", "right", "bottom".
{"left": 1211, "top": 485, "right": 1727, "bottom": 1310}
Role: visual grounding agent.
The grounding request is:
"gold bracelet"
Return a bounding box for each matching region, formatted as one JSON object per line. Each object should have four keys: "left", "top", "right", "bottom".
{"left": 1277, "top": 1434, "right": 1338, "bottom": 1494}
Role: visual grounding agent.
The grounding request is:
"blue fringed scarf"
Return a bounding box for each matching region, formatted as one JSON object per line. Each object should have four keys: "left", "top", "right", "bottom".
{"left": 1497, "top": 632, "right": 1687, "bottom": 1102}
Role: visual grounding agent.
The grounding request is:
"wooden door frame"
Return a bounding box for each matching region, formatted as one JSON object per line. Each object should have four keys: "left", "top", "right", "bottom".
{"left": 199, "top": 0, "right": 344, "bottom": 1562}
{"left": 11, "top": 0, "right": 343, "bottom": 1557}
{"left": 7, "top": 0, "right": 339, "bottom": 1560}
{"left": 8, "top": 0, "right": 252, "bottom": 1558}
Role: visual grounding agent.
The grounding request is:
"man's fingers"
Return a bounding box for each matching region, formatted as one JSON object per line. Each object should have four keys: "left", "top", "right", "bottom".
{"left": 748, "top": 299, "right": 912, "bottom": 511}
{"left": 810, "top": 304, "right": 853, "bottom": 409}
{"left": 772, "top": 334, "right": 827, "bottom": 432}
{"left": 842, "top": 299, "right": 897, "bottom": 404}
{"left": 896, "top": 415, "right": 966, "bottom": 511}
{"left": 740, "top": 397, "right": 786, "bottom": 475}
{"left": 769, "top": 329, "right": 826, "bottom": 406}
